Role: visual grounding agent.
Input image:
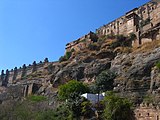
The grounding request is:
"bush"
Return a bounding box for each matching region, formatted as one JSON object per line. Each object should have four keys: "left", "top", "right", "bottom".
{"left": 103, "top": 91, "right": 134, "bottom": 120}
{"left": 88, "top": 43, "right": 99, "bottom": 51}
{"left": 106, "top": 34, "right": 116, "bottom": 39}
{"left": 59, "top": 56, "right": 67, "bottom": 62}
{"left": 94, "top": 70, "right": 116, "bottom": 93}
{"left": 156, "top": 61, "right": 160, "bottom": 69}
{"left": 129, "top": 33, "right": 137, "bottom": 41}
{"left": 110, "top": 35, "right": 132, "bottom": 48}
{"left": 59, "top": 50, "right": 73, "bottom": 62}
{"left": 65, "top": 51, "right": 72, "bottom": 60}
{"left": 27, "top": 95, "right": 47, "bottom": 102}
{"left": 58, "top": 80, "right": 89, "bottom": 100}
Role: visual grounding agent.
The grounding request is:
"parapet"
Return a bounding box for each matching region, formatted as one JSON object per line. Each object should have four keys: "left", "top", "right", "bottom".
{"left": 0, "top": 58, "right": 49, "bottom": 87}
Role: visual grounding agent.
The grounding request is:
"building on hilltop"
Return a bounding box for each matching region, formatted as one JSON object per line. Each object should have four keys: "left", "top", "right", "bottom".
{"left": 66, "top": 0, "right": 160, "bottom": 51}
{"left": 96, "top": 0, "right": 160, "bottom": 47}
{"left": 66, "top": 31, "right": 98, "bottom": 52}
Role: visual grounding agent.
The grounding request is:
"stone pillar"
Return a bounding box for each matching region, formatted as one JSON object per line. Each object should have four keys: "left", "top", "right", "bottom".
{"left": 21, "top": 64, "right": 26, "bottom": 79}
{"left": 32, "top": 61, "right": 37, "bottom": 73}
{"left": 13, "top": 67, "right": 18, "bottom": 81}
{"left": 28, "top": 84, "right": 33, "bottom": 96}
{"left": 0, "top": 70, "right": 4, "bottom": 86}
{"left": 23, "top": 85, "right": 28, "bottom": 97}
{"left": 2, "top": 69, "right": 9, "bottom": 87}
{"left": 44, "top": 58, "right": 49, "bottom": 63}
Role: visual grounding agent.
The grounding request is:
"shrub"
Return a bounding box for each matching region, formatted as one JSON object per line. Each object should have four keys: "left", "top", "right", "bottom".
{"left": 106, "top": 34, "right": 116, "bottom": 39}
{"left": 129, "top": 33, "right": 137, "bottom": 41}
{"left": 59, "top": 51, "right": 73, "bottom": 62}
{"left": 59, "top": 56, "right": 67, "bottom": 62}
{"left": 58, "top": 80, "right": 89, "bottom": 100}
{"left": 103, "top": 91, "right": 134, "bottom": 120}
{"left": 65, "top": 51, "right": 72, "bottom": 60}
{"left": 27, "top": 95, "right": 47, "bottom": 102}
{"left": 88, "top": 43, "right": 99, "bottom": 51}
{"left": 156, "top": 61, "right": 160, "bottom": 69}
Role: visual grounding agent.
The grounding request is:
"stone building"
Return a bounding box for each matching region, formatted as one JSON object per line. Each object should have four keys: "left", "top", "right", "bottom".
{"left": 66, "top": 31, "right": 98, "bottom": 52}
{"left": 96, "top": 0, "right": 160, "bottom": 47}
{"left": 135, "top": 103, "right": 160, "bottom": 120}
{"left": 66, "top": 0, "right": 160, "bottom": 51}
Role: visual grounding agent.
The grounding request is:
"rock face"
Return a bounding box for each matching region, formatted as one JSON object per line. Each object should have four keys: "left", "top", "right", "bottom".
{"left": 111, "top": 47, "right": 160, "bottom": 92}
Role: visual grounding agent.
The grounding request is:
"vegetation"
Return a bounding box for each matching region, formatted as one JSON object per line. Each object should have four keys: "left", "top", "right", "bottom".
{"left": 103, "top": 91, "right": 134, "bottom": 120}
{"left": 59, "top": 50, "right": 74, "bottom": 62}
{"left": 90, "top": 70, "right": 116, "bottom": 94}
{"left": 58, "top": 80, "right": 89, "bottom": 100}
{"left": 87, "top": 43, "right": 100, "bottom": 51}
{"left": 110, "top": 35, "right": 132, "bottom": 48}
{"left": 156, "top": 61, "right": 160, "bottom": 69}
{"left": 27, "top": 95, "right": 47, "bottom": 102}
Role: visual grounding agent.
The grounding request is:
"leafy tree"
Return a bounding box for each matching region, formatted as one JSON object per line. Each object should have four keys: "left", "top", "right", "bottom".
{"left": 58, "top": 80, "right": 89, "bottom": 100}
{"left": 66, "top": 92, "right": 94, "bottom": 119}
{"left": 103, "top": 91, "right": 134, "bottom": 120}
{"left": 95, "top": 70, "right": 116, "bottom": 94}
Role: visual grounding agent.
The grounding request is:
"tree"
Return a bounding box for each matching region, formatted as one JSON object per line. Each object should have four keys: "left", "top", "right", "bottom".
{"left": 103, "top": 91, "right": 134, "bottom": 120}
{"left": 95, "top": 70, "right": 116, "bottom": 94}
{"left": 58, "top": 80, "right": 89, "bottom": 100}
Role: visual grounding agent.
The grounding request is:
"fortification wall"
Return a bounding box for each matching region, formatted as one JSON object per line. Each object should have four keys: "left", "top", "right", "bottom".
{"left": 135, "top": 103, "right": 160, "bottom": 120}
{"left": 0, "top": 58, "right": 49, "bottom": 87}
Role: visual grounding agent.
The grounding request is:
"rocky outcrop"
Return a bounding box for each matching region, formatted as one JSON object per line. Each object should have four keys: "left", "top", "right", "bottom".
{"left": 111, "top": 47, "right": 160, "bottom": 93}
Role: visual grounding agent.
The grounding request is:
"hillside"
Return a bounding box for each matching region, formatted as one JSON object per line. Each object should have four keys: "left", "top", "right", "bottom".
{"left": 0, "top": 0, "right": 160, "bottom": 119}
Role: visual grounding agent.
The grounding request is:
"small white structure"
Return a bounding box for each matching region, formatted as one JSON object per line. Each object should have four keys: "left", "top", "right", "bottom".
{"left": 81, "top": 93, "right": 105, "bottom": 104}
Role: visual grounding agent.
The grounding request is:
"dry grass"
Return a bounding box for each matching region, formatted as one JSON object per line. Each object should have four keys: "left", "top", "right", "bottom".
{"left": 133, "top": 40, "right": 160, "bottom": 53}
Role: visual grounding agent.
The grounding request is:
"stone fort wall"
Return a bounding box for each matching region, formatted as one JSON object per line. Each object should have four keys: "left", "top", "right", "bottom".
{"left": 0, "top": 58, "right": 49, "bottom": 87}
{"left": 135, "top": 103, "right": 160, "bottom": 120}
{"left": 66, "top": 0, "right": 160, "bottom": 51}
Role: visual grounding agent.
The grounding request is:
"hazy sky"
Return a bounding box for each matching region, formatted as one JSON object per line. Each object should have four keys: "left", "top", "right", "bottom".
{"left": 0, "top": 0, "right": 150, "bottom": 71}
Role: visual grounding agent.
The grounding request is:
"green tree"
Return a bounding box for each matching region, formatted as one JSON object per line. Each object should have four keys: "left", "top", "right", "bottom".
{"left": 58, "top": 80, "right": 89, "bottom": 100}
{"left": 95, "top": 70, "right": 116, "bottom": 94}
{"left": 103, "top": 91, "right": 134, "bottom": 120}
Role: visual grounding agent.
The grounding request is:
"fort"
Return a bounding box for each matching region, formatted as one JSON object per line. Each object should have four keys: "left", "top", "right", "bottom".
{"left": 0, "top": 58, "right": 49, "bottom": 88}
{"left": 66, "top": 0, "right": 160, "bottom": 51}
{"left": 135, "top": 103, "right": 160, "bottom": 120}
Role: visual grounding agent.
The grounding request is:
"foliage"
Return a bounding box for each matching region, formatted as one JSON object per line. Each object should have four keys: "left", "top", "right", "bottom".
{"left": 27, "top": 95, "right": 47, "bottom": 102}
{"left": 143, "top": 95, "right": 154, "bottom": 104}
{"left": 103, "top": 91, "right": 134, "bottom": 120}
{"left": 110, "top": 35, "right": 132, "bottom": 48}
{"left": 58, "top": 80, "right": 89, "bottom": 100}
{"left": 66, "top": 92, "right": 94, "bottom": 119}
{"left": 156, "top": 61, "right": 160, "bottom": 69}
{"left": 65, "top": 51, "right": 72, "bottom": 60}
{"left": 88, "top": 43, "right": 100, "bottom": 51}
{"left": 106, "top": 34, "right": 116, "bottom": 39}
{"left": 94, "top": 71, "right": 116, "bottom": 93}
{"left": 35, "top": 110, "right": 57, "bottom": 120}
{"left": 81, "top": 100, "right": 94, "bottom": 118}
{"left": 59, "top": 50, "right": 73, "bottom": 62}
{"left": 129, "top": 33, "right": 137, "bottom": 41}
{"left": 59, "top": 56, "right": 67, "bottom": 62}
